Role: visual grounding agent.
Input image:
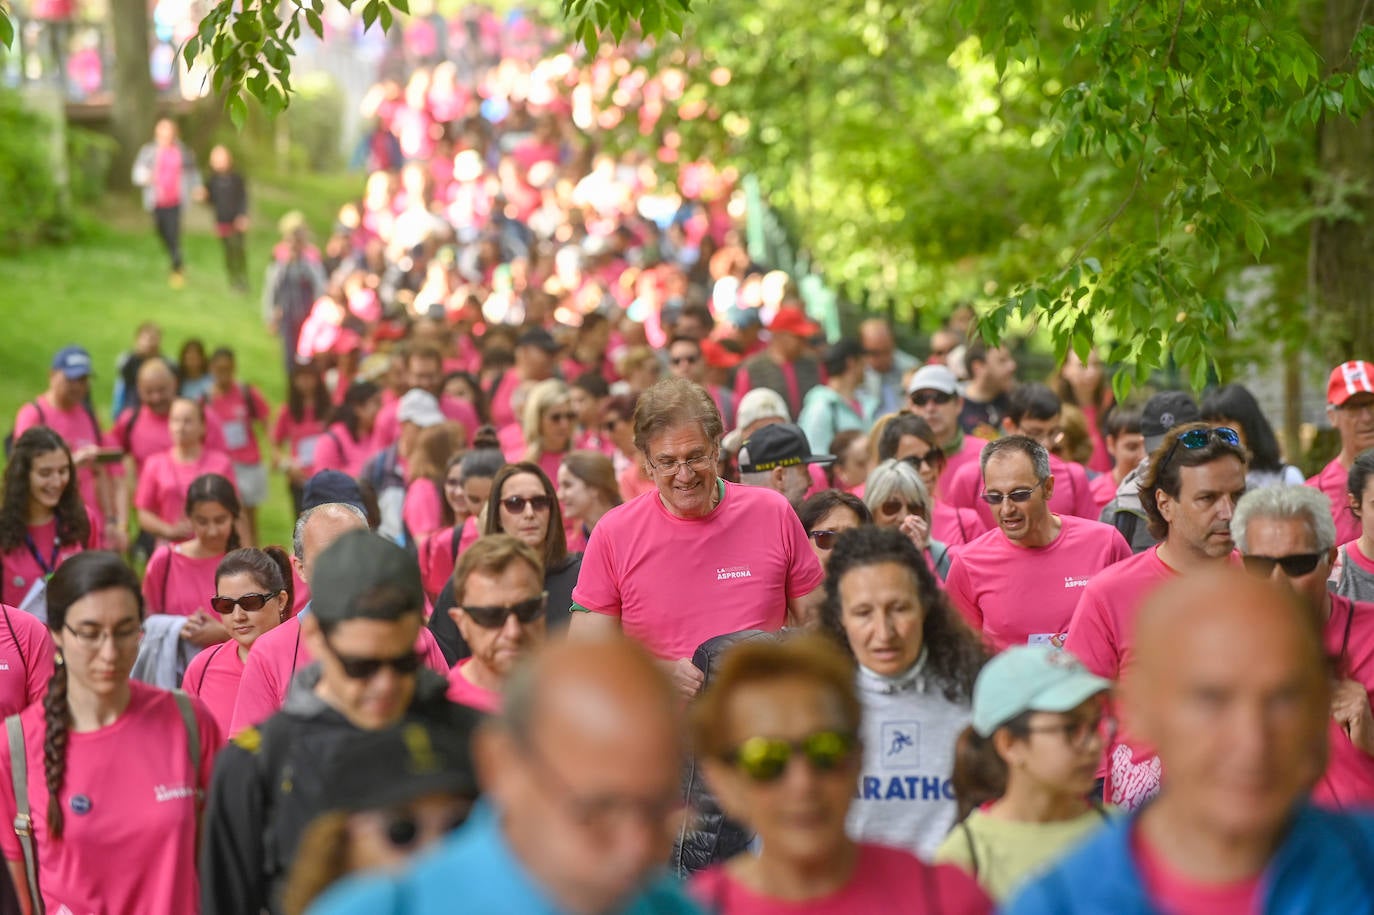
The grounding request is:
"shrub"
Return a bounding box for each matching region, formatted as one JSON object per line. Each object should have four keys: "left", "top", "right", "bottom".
{"left": 0, "top": 89, "right": 67, "bottom": 248}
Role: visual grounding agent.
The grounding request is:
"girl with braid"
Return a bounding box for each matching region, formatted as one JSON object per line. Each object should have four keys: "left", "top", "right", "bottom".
{"left": 0, "top": 551, "right": 221, "bottom": 913}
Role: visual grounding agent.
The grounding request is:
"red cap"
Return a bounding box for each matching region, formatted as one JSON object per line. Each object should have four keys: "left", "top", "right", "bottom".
{"left": 1328, "top": 361, "right": 1374, "bottom": 406}
{"left": 768, "top": 307, "right": 821, "bottom": 338}
{"left": 701, "top": 338, "right": 743, "bottom": 370}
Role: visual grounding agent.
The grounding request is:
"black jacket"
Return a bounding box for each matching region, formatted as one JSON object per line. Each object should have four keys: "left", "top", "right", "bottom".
{"left": 199, "top": 665, "right": 483, "bottom": 915}
{"left": 429, "top": 553, "right": 581, "bottom": 666}
{"left": 205, "top": 171, "right": 247, "bottom": 225}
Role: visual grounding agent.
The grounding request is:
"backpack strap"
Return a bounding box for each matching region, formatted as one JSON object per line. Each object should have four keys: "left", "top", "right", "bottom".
{"left": 1, "top": 607, "right": 27, "bottom": 675}
{"left": 1112, "top": 508, "right": 1139, "bottom": 546}
{"left": 171, "top": 689, "right": 203, "bottom": 851}
{"left": 959, "top": 818, "right": 980, "bottom": 878}
{"left": 120, "top": 405, "right": 142, "bottom": 454}
{"left": 7, "top": 714, "right": 43, "bottom": 915}
{"left": 31, "top": 400, "right": 46, "bottom": 428}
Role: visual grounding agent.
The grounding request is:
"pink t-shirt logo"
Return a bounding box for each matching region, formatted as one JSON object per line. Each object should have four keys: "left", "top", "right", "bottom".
{"left": 716, "top": 565, "right": 753, "bottom": 581}
{"left": 154, "top": 784, "right": 197, "bottom": 803}
{"left": 1064, "top": 575, "right": 1090, "bottom": 589}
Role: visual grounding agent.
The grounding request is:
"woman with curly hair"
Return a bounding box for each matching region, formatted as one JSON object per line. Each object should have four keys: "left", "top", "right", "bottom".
{"left": 0, "top": 428, "right": 96, "bottom": 610}
{"left": 820, "top": 525, "right": 987, "bottom": 859}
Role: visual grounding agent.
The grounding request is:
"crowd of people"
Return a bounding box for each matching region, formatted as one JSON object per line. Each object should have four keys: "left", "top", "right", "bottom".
{"left": 5, "top": 8, "right": 1374, "bottom": 915}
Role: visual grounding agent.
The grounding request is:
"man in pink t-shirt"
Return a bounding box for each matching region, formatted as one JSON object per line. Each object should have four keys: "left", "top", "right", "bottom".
{"left": 1308, "top": 360, "right": 1374, "bottom": 547}
{"left": 905, "top": 364, "right": 986, "bottom": 487}
{"left": 1065, "top": 422, "right": 1248, "bottom": 809}
{"left": 569, "top": 377, "right": 824, "bottom": 697}
{"left": 488, "top": 329, "right": 559, "bottom": 432}
{"left": 1231, "top": 484, "right": 1374, "bottom": 810}
{"left": 945, "top": 437, "right": 1131, "bottom": 652}
{"left": 371, "top": 345, "right": 480, "bottom": 448}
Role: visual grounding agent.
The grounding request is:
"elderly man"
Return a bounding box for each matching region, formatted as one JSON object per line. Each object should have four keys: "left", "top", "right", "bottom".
{"left": 307, "top": 637, "right": 701, "bottom": 915}
{"left": 944, "top": 436, "right": 1130, "bottom": 652}
{"left": 1007, "top": 569, "right": 1374, "bottom": 913}
{"left": 858, "top": 318, "right": 920, "bottom": 417}
{"left": 569, "top": 377, "right": 824, "bottom": 697}
{"left": 906, "top": 363, "right": 986, "bottom": 484}
{"left": 202, "top": 531, "right": 483, "bottom": 915}
{"left": 1233, "top": 485, "right": 1374, "bottom": 809}
{"left": 737, "top": 422, "right": 834, "bottom": 506}
{"left": 446, "top": 535, "right": 548, "bottom": 714}
{"left": 1309, "top": 360, "right": 1374, "bottom": 545}
{"left": 1066, "top": 422, "right": 1248, "bottom": 809}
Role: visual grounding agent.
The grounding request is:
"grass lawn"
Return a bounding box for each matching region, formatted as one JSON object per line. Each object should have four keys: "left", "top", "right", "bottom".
{"left": 0, "top": 168, "right": 363, "bottom": 548}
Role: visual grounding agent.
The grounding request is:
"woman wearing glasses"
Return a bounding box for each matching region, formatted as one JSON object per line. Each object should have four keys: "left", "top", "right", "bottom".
{"left": 864, "top": 459, "right": 954, "bottom": 580}
{"left": 689, "top": 634, "right": 992, "bottom": 913}
{"left": 792, "top": 491, "right": 871, "bottom": 628}
{"left": 520, "top": 379, "right": 576, "bottom": 484}
{"left": 822, "top": 525, "right": 986, "bottom": 859}
{"left": 182, "top": 546, "right": 293, "bottom": 737}
{"left": 938, "top": 646, "right": 1114, "bottom": 901}
{"left": 874, "top": 413, "right": 988, "bottom": 548}
{"left": 0, "top": 551, "right": 220, "bottom": 914}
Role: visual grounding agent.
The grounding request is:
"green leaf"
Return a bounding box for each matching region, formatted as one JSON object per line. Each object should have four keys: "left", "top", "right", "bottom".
{"left": 1243, "top": 214, "right": 1266, "bottom": 259}
{"left": 305, "top": 9, "right": 323, "bottom": 36}
{"left": 0, "top": 10, "right": 13, "bottom": 49}
{"left": 379, "top": 2, "right": 393, "bottom": 31}
{"left": 228, "top": 93, "right": 247, "bottom": 131}
{"left": 392, "top": 0, "right": 410, "bottom": 13}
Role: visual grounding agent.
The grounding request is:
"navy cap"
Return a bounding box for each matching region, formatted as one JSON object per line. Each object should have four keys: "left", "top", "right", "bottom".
{"left": 301, "top": 470, "right": 366, "bottom": 514}
{"left": 52, "top": 346, "right": 93, "bottom": 379}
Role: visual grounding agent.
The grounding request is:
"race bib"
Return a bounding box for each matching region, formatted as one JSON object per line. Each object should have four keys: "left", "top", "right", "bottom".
{"left": 222, "top": 419, "right": 249, "bottom": 451}
{"left": 298, "top": 435, "right": 320, "bottom": 467}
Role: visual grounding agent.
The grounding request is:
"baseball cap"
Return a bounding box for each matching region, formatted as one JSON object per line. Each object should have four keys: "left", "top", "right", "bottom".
{"left": 769, "top": 307, "right": 821, "bottom": 338}
{"left": 51, "top": 345, "right": 93, "bottom": 380}
{"left": 398, "top": 389, "right": 445, "bottom": 428}
{"left": 301, "top": 470, "right": 366, "bottom": 514}
{"left": 516, "top": 327, "right": 560, "bottom": 353}
{"left": 701, "top": 338, "right": 743, "bottom": 371}
{"left": 320, "top": 723, "right": 479, "bottom": 813}
{"left": 971, "top": 645, "right": 1111, "bottom": 737}
{"left": 738, "top": 423, "right": 834, "bottom": 474}
{"left": 1327, "top": 361, "right": 1374, "bottom": 407}
{"left": 310, "top": 530, "right": 425, "bottom": 628}
{"left": 906, "top": 364, "right": 960, "bottom": 396}
{"left": 1140, "top": 391, "right": 1200, "bottom": 452}
{"left": 722, "top": 388, "right": 791, "bottom": 453}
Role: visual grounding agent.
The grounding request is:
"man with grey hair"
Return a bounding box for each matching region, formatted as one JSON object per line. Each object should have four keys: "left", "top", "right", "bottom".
{"left": 945, "top": 436, "right": 1130, "bottom": 651}
{"left": 1233, "top": 484, "right": 1374, "bottom": 808}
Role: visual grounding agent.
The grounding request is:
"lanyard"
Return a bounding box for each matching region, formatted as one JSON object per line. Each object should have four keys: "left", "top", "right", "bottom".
{"left": 24, "top": 532, "right": 60, "bottom": 578}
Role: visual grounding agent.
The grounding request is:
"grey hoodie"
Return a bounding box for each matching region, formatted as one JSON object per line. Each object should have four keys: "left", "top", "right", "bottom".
{"left": 847, "top": 651, "right": 971, "bottom": 860}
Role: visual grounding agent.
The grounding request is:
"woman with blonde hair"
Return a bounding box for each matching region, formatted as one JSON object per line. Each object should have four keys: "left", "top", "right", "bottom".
{"left": 520, "top": 379, "right": 575, "bottom": 483}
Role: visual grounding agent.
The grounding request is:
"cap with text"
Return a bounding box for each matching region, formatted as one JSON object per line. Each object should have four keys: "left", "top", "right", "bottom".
{"left": 1328, "top": 361, "right": 1374, "bottom": 407}
{"left": 738, "top": 423, "right": 835, "bottom": 474}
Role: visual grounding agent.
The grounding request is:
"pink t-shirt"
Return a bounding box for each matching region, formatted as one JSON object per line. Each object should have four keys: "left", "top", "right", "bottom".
{"left": 204, "top": 383, "right": 271, "bottom": 465}
{"left": 373, "top": 394, "right": 480, "bottom": 450}
{"left": 14, "top": 395, "right": 105, "bottom": 526}
{"left": 445, "top": 658, "right": 501, "bottom": 714}
{"left": 142, "top": 544, "right": 223, "bottom": 616}
{"left": 1132, "top": 824, "right": 1260, "bottom": 915}
{"left": 930, "top": 499, "right": 989, "bottom": 549}
{"left": 153, "top": 144, "right": 183, "bottom": 207}
{"left": 418, "top": 520, "right": 479, "bottom": 602}
{"left": 939, "top": 434, "right": 987, "bottom": 494}
{"left": 1309, "top": 458, "right": 1362, "bottom": 548}
{"left": 942, "top": 454, "right": 1101, "bottom": 530}
{"left": 945, "top": 516, "right": 1132, "bottom": 651}
{"left": 1090, "top": 472, "right": 1119, "bottom": 516}
{"left": 1315, "top": 594, "right": 1374, "bottom": 809}
{"left": 689, "top": 843, "right": 993, "bottom": 915}
{"left": 0, "top": 514, "right": 91, "bottom": 608}
{"left": 488, "top": 370, "right": 523, "bottom": 431}
{"left": 134, "top": 447, "right": 237, "bottom": 529}
{"left": 271, "top": 404, "right": 327, "bottom": 474}
{"left": 228, "top": 611, "right": 450, "bottom": 736}
{"left": 311, "top": 422, "right": 375, "bottom": 477}
{"left": 572, "top": 482, "right": 825, "bottom": 660}
{"left": 110, "top": 408, "right": 227, "bottom": 473}
{"left": 0, "top": 682, "right": 221, "bottom": 915}
{"left": 0, "top": 605, "right": 55, "bottom": 718}
{"left": 403, "top": 478, "right": 446, "bottom": 542}
{"left": 181, "top": 641, "right": 244, "bottom": 740}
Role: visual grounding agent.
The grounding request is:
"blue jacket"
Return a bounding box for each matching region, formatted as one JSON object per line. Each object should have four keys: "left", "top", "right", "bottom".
{"left": 1004, "top": 802, "right": 1374, "bottom": 914}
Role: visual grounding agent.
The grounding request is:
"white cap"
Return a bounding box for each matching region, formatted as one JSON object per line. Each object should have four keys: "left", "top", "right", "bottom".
{"left": 397, "top": 389, "right": 445, "bottom": 428}
{"left": 906, "top": 364, "right": 960, "bottom": 396}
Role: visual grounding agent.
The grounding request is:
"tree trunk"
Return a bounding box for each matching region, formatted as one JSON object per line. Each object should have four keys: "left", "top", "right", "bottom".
{"left": 108, "top": 0, "right": 156, "bottom": 189}
{"left": 1311, "top": 0, "right": 1374, "bottom": 362}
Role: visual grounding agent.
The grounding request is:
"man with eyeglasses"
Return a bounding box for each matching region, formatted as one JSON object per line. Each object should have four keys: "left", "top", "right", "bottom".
{"left": 1233, "top": 485, "right": 1374, "bottom": 809}
{"left": 445, "top": 535, "right": 547, "bottom": 714}
{"left": 737, "top": 423, "right": 834, "bottom": 507}
{"left": 202, "top": 530, "right": 483, "bottom": 915}
{"left": 944, "top": 436, "right": 1130, "bottom": 652}
{"left": 1308, "top": 361, "right": 1374, "bottom": 546}
{"left": 1066, "top": 421, "right": 1248, "bottom": 810}
{"left": 906, "top": 363, "right": 987, "bottom": 487}
{"left": 570, "top": 377, "right": 824, "bottom": 698}
{"left": 309, "top": 637, "right": 700, "bottom": 915}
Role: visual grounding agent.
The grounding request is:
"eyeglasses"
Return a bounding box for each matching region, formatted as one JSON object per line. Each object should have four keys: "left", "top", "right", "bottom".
{"left": 382, "top": 810, "right": 471, "bottom": 849}
{"left": 1242, "top": 552, "right": 1325, "bottom": 578}
{"left": 210, "top": 592, "right": 279, "bottom": 615}
{"left": 545, "top": 412, "right": 576, "bottom": 423}
{"left": 63, "top": 622, "right": 143, "bottom": 650}
{"left": 724, "top": 730, "right": 858, "bottom": 782}
{"left": 901, "top": 452, "right": 944, "bottom": 472}
{"left": 910, "top": 390, "right": 954, "bottom": 408}
{"left": 1026, "top": 713, "right": 1117, "bottom": 751}
{"left": 501, "top": 495, "right": 552, "bottom": 514}
{"left": 321, "top": 635, "right": 422, "bottom": 680}
{"left": 880, "top": 498, "right": 923, "bottom": 517}
{"left": 1156, "top": 426, "right": 1243, "bottom": 475}
{"left": 648, "top": 453, "right": 715, "bottom": 477}
{"left": 980, "top": 479, "right": 1048, "bottom": 506}
{"left": 808, "top": 529, "right": 840, "bottom": 550}
{"left": 671, "top": 355, "right": 700, "bottom": 366}
{"left": 462, "top": 593, "right": 548, "bottom": 629}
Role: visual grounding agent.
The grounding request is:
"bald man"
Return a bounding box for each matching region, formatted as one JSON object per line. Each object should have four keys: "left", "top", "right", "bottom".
{"left": 858, "top": 318, "right": 920, "bottom": 417}
{"left": 1007, "top": 569, "right": 1374, "bottom": 914}
{"left": 309, "top": 637, "right": 703, "bottom": 915}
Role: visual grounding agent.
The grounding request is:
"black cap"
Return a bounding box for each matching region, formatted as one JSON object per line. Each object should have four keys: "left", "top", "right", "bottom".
{"left": 516, "top": 328, "right": 560, "bottom": 353}
{"left": 320, "top": 722, "right": 479, "bottom": 812}
{"left": 1141, "top": 391, "right": 1200, "bottom": 451}
{"left": 311, "top": 530, "right": 425, "bottom": 627}
{"left": 301, "top": 470, "right": 366, "bottom": 514}
{"left": 738, "top": 423, "right": 835, "bottom": 474}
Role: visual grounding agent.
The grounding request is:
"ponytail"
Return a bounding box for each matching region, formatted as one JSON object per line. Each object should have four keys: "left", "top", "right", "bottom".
{"left": 42, "top": 658, "right": 70, "bottom": 840}
{"left": 263, "top": 546, "right": 295, "bottom": 618}
{"left": 950, "top": 721, "right": 1023, "bottom": 822}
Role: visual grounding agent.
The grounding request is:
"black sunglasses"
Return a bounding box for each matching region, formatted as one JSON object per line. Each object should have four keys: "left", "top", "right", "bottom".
{"left": 808, "top": 529, "right": 839, "bottom": 550}
{"left": 980, "top": 479, "right": 1047, "bottom": 506}
{"left": 501, "top": 495, "right": 552, "bottom": 514}
{"left": 384, "top": 811, "right": 471, "bottom": 848}
{"left": 323, "top": 636, "right": 422, "bottom": 680}
{"left": 902, "top": 453, "right": 944, "bottom": 472}
{"left": 880, "top": 498, "right": 922, "bottom": 517}
{"left": 1242, "top": 553, "right": 1324, "bottom": 578}
{"left": 210, "top": 592, "right": 278, "bottom": 615}
{"left": 1157, "top": 426, "right": 1243, "bottom": 475}
{"left": 910, "top": 390, "right": 954, "bottom": 408}
{"left": 462, "top": 593, "right": 548, "bottom": 629}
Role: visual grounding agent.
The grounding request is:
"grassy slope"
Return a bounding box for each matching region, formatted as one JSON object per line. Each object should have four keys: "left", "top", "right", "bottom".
{"left": 0, "top": 170, "right": 362, "bottom": 547}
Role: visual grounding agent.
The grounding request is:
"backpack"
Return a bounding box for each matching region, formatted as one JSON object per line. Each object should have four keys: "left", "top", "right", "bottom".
{"left": 4, "top": 399, "right": 102, "bottom": 459}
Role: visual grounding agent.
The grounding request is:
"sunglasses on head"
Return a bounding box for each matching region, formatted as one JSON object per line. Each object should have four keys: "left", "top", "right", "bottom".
{"left": 808, "top": 529, "right": 840, "bottom": 550}
{"left": 725, "top": 731, "right": 857, "bottom": 782}
{"left": 462, "top": 593, "right": 547, "bottom": 629}
{"left": 210, "top": 592, "right": 278, "bottom": 615}
{"left": 980, "top": 479, "right": 1047, "bottom": 506}
{"left": 501, "top": 495, "right": 552, "bottom": 514}
{"left": 1241, "top": 552, "right": 1324, "bottom": 578}
{"left": 910, "top": 390, "right": 954, "bottom": 408}
{"left": 1157, "top": 426, "right": 1243, "bottom": 474}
